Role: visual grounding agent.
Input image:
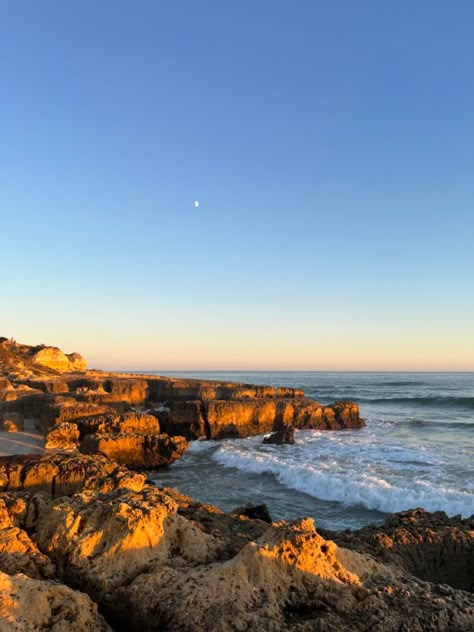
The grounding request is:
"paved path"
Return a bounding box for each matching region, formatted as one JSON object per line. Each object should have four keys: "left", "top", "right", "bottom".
{"left": 0, "top": 419, "right": 45, "bottom": 456}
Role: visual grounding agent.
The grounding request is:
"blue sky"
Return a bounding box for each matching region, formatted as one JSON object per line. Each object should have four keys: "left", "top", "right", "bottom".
{"left": 1, "top": 1, "right": 473, "bottom": 370}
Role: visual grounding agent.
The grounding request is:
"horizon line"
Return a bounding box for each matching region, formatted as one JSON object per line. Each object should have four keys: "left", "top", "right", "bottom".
{"left": 100, "top": 368, "right": 474, "bottom": 374}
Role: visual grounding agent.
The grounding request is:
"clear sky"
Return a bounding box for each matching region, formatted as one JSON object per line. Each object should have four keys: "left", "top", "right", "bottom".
{"left": 1, "top": 1, "right": 473, "bottom": 371}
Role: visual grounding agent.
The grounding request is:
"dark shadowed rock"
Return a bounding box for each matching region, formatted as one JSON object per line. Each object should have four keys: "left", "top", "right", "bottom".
{"left": 263, "top": 424, "right": 295, "bottom": 445}
{"left": 231, "top": 503, "right": 273, "bottom": 523}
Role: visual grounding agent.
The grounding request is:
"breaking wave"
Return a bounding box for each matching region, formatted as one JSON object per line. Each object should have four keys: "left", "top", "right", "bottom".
{"left": 211, "top": 433, "right": 474, "bottom": 518}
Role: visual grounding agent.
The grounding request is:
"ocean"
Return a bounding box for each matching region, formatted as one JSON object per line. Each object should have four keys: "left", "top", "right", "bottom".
{"left": 150, "top": 372, "right": 474, "bottom": 531}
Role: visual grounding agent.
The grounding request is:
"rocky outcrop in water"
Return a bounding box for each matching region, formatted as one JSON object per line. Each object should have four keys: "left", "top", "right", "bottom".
{"left": 0, "top": 337, "right": 365, "bottom": 453}
{"left": 0, "top": 454, "right": 471, "bottom": 631}
{"left": 263, "top": 424, "right": 296, "bottom": 444}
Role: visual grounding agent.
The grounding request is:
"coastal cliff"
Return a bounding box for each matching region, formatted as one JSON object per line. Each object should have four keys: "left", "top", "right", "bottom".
{"left": 0, "top": 338, "right": 364, "bottom": 467}
{"left": 0, "top": 339, "right": 473, "bottom": 630}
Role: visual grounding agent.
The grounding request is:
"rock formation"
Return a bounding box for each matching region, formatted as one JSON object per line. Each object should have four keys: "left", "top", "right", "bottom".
{"left": 0, "top": 337, "right": 366, "bottom": 473}
{"left": 263, "top": 424, "right": 296, "bottom": 445}
{"left": 0, "top": 454, "right": 471, "bottom": 631}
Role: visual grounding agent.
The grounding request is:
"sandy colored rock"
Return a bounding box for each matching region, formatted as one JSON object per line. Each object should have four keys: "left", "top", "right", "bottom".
{"left": 79, "top": 432, "right": 189, "bottom": 469}
{"left": 76, "top": 411, "right": 160, "bottom": 438}
{"left": 0, "top": 498, "right": 55, "bottom": 579}
{"left": 0, "top": 454, "right": 147, "bottom": 496}
{"left": 31, "top": 346, "right": 87, "bottom": 373}
{"left": 0, "top": 570, "right": 108, "bottom": 631}
{"left": 30, "top": 485, "right": 217, "bottom": 600}
{"left": 325, "top": 507, "right": 474, "bottom": 592}
{"left": 44, "top": 422, "right": 80, "bottom": 450}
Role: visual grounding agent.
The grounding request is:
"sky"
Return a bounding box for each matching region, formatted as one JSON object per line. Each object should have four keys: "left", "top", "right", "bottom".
{"left": 1, "top": 1, "right": 473, "bottom": 371}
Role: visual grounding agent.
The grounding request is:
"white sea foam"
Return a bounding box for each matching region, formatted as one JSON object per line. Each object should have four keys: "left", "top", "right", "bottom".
{"left": 211, "top": 429, "right": 474, "bottom": 518}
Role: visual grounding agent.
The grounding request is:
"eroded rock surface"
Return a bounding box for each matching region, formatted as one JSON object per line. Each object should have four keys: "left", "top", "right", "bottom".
{"left": 80, "top": 432, "right": 189, "bottom": 469}
{"left": 0, "top": 455, "right": 471, "bottom": 631}
{"left": 323, "top": 507, "right": 474, "bottom": 592}
{"left": 0, "top": 571, "right": 108, "bottom": 631}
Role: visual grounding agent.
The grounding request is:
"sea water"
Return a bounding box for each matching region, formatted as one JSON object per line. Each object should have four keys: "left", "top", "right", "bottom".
{"left": 150, "top": 372, "right": 474, "bottom": 530}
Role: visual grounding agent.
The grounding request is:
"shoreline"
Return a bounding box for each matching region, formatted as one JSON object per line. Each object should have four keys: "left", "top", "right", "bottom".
{"left": 0, "top": 339, "right": 473, "bottom": 630}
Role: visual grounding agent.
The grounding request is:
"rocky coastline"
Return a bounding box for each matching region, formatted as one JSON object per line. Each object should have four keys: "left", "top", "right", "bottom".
{"left": 0, "top": 338, "right": 472, "bottom": 630}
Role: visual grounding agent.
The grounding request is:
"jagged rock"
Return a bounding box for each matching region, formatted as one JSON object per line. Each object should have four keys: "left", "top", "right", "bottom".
{"left": 205, "top": 399, "right": 364, "bottom": 439}
{"left": 39, "top": 400, "right": 116, "bottom": 433}
{"left": 324, "top": 507, "right": 474, "bottom": 592}
{"left": 231, "top": 503, "right": 273, "bottom": 523}
{"left": 0, "top": 570, "right": 108, "bottom": 630}
{"left": 101, "top": 378, "right": 149, "bottom": 405}
{"left": 263, "top": 424, "right": 295, "bottom": 445}
{"left": 0, "top": 453, "right": 471, "bottom": 631}
{"left": 66, "top": 352, "right": 87, "bottom": 372}
{"left": 206, "top": 399, "right": 279, "bottom": 439}
{"left": 76, "top": 412, "right": 160, "bottom": 438}
{"left": 44, "top": 422, "right": 80, "bottom": 450}
{"left": 1, "top": 412, "right": 24, "bottom": 432}
{"left": 79, "top": 433, "right": 189, "bottom": 469}
{"left": 0, "top": 454, "right": 147, "bottom": 496}
{"left": 0, "top": 498, "right": 56, "bottom": 579}
{"left": 30, "top": 485, "right": 217, "bottom": 601}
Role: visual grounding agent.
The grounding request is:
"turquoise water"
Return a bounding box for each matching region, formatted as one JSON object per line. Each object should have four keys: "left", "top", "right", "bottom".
{"left": 149, "top": 372, "right": 474, "bottom": 530}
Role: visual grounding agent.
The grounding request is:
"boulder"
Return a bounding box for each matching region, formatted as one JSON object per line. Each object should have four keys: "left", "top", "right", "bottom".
{"left": 44, "top": 422, "right": 80, "bottom": 450}
{"left": 66, "top": 352, "right": 87, "bottom": 371}
{"left": 79, "top": 433, "right": 189, "bottom": 469}
{"left": 231, "top": 503, "right": 272, "bottom": 523}
{"left": 263, "top": 424, "right": 295, "bottom": 445}
{"left": 31, "top": 346, "right": 87, "bottom": 373}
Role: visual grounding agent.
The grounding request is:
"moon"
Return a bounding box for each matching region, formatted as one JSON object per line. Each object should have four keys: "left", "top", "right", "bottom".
{"left": 194, "top": 200, "right": 199, "bottom": 208}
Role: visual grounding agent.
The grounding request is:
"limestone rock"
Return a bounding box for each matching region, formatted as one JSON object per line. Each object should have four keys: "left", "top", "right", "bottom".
{"left": 0, "top": 498, "right": 56, "bottom": 579}
{"left": 44, "top": 422, "right": 80, "bottom": 450}
{"left": 79, "top": 432, "right": 189, "bottom": 469}
{"left": 30, "top": 486, "right": 217, "bottom": 601}
{"left": 0, "top": 570, "right": 108, "bottom": 631}
{"left": 0, "top": 454, "right": 147, "bottom": 496}
{"left": 325, "top": 507, "right": 474, "bottom": 592}
{"left": 39, "top": 400, "right": 116, "bottom": 433}
{"left": 31, "top": 347, "right": 87, "bottom": 373}
{"left": 66, "top": 352, "right": 87, "bottom": 372}
{"left": 76, "top": 412, "right": 160, "bottom": 438}
{"left": 153, "top": 400, "right": 206, "bottom": 439}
